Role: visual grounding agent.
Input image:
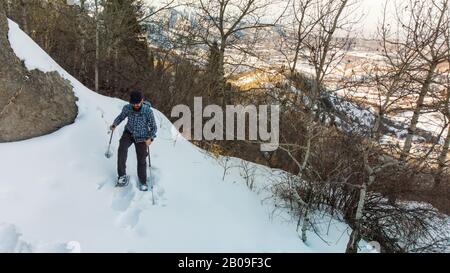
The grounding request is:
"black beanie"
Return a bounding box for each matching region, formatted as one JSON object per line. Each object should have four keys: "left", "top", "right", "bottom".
{"left": 130, "top": 90, "right": 143, "bottom": 104}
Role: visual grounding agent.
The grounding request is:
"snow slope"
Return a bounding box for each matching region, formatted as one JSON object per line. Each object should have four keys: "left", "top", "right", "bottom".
{"left": 0, "top": 19, "right": 357, "bottom": 253}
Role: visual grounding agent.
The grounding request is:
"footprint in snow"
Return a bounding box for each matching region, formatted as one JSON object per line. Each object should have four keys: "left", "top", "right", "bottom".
{"left": 111, "top": 181, "right": 135, "bottom": 212}
{"left": 115, "top": 207, "right": 141, "bottom": 229}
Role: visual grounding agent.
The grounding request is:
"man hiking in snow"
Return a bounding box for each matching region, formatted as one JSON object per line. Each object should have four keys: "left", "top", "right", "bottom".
{"left": 110, "top": 90, "right": 157, "bottom": 191}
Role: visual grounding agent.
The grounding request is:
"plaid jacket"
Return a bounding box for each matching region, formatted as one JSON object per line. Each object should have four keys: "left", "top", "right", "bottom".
{"left": 113, "top": 101, "right": 158, "bottom": 143}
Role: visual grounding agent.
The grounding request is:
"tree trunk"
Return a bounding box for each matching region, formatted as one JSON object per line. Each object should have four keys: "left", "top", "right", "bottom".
{"left": 434, "top": 84, "right": 450, "bottom": 188}
{"left": 373, "top": 109, "right": 384, "bottom": 140}
{"left": 5, "top": 0, "right": 10, "bottom": 16}
{"left": 19, "top": 0, "right": 29, "bottom": 33}
{"left": 113, "top": 46, "right": 119, "bottom": 92}
{"left": 373, "top": 93, "right": 392, "bottom": 141}
{"left": 345, "top": 183, "right": 367, "bottom": 253}
{"left": 346, "top": 147, "right": 374, "bottom": 253}
{"left": 301, "top": 188, "right": 312, "bottom": 243}
{"left": 401, "top": 64, "right": 437, "bottom": 161}
{"left": 105, "top": 45, "right": 112, "bottom": 88}
{"left": 95, "top": 0, "right": 100, "bottom": 92}
{"left": 291, "top": 37, "right": 302, "bottom": 78}
{"left": 435, "top": 123, "right": 450, "bottom": 188}
{"left": 78, "top": 0, "right": 87, "bottom": 84}
{"left": 219, "top": 41, "right": 226, "bottom": 107}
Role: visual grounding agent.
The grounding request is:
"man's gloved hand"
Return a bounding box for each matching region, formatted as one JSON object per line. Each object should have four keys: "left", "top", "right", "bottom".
{"left": 110, "top": 124, "right": 116, "bottom": 131}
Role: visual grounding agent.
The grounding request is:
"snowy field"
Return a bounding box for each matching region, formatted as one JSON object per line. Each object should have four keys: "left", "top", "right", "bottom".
{"left": 0, "top": 19, "right": 363, "bottom": 253}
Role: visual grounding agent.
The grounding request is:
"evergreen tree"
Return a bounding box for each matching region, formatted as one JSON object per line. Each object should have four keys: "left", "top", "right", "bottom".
{"left": 100, "top": 0, "right": 151, "bottom": 95}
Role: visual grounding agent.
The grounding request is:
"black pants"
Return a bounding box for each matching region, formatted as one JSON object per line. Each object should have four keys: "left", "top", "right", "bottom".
{"left": 118, "top": 130, "right": 148, "bottom": 183}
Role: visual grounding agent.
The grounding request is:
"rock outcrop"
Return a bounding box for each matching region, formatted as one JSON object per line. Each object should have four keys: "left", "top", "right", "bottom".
{"left": 0, "top": 5, "right": 78, "bottom": 142}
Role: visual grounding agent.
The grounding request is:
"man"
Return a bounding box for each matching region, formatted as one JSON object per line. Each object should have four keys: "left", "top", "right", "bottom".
{"left": 110, "top": 90, "right": 157, "bottom": 191}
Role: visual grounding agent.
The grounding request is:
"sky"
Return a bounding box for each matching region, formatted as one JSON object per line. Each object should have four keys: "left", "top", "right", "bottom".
{"left": 271, "top": 0, "right": 398, "bottom": 38}
{"left": 69, "top": 0, "right": 404, "bottom": 39}
{"left": 357, "top": 0, "right": 396, "bottom": 38}
{"left": 145, "top": 0, "right": 404, "bottom": 39}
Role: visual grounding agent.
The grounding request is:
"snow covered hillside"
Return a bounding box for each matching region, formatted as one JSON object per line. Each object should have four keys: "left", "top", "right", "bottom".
{"left": 0, "top": 19, "right": 359, "bottom": 253}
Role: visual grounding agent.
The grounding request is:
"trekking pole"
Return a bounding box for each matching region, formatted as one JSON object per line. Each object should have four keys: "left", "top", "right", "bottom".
{"left": 148, "top": 145, "right": 156, "bottom": 205}
{"left": 147, "top": 146, "right": 152, "bottom": 178}
{"left": 105, "top": 130, "right": 114, "bottom": 158}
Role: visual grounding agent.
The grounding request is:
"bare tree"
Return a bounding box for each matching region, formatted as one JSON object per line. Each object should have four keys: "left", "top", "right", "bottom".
{"left": 276, "top": 0, "right": 337, "bottom": 78}
{"left": 434, "top": 24, "right": 450, "bottom": 187}
{"left": 368, "top": 1, "right": 420, "bottom": 141}
{"left": 399, "top": 0, "right": 450, "bottom": 161}
{"left": 345, "top": 141, "right": 397, "bottom": 253}
{"left": 435, "top": 81, "right": 450, "bottom": 187}
{"left": 240, "top": 160, "right": 257, "bottom": 190}
{"left": 181, "top": 0, "right": 275, "bottom": 105}
{"left": 276, "top": 0, "right": 358, "bottom": 243}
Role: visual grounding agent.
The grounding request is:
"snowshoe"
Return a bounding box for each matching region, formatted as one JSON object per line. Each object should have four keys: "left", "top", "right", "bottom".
{"left": 116, "top": 175, "right": 130, "bottom": 187}
{"left": 139, "top": 181, "right": 148, "bottom": 192}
